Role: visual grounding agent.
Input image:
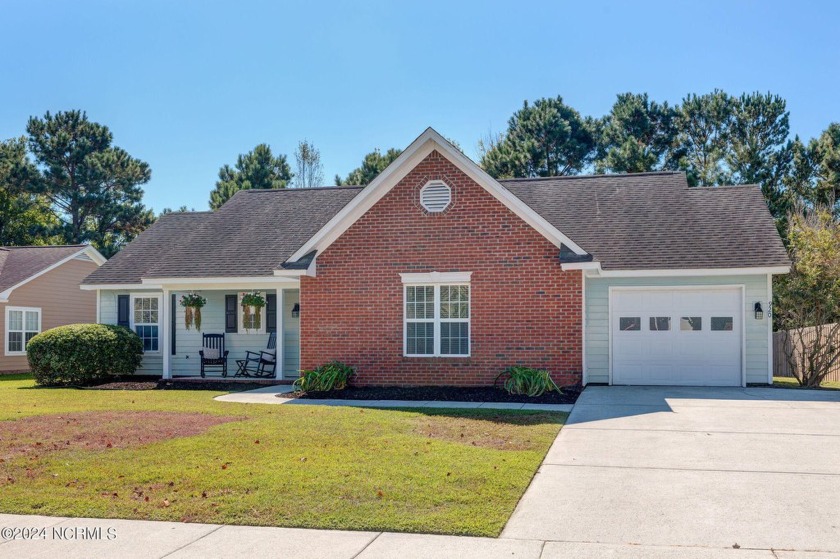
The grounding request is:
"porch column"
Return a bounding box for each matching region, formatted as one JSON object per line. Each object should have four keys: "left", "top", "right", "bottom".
{"left": 276, "top": 288, "right": 285, "bottom": 380}
{"left": 162, "top": 288, "right": 172, "bottom": 379}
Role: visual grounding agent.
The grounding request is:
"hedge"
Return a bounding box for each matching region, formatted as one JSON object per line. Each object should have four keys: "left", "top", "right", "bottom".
{"left": 27, "top": 324, "right": 143, "bottom": 386}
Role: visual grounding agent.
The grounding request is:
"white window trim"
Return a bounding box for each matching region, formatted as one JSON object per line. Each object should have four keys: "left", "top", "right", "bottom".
{"left": 5, "top": 306, "right": 42, "bottom": 356}
{"left": 129, "top": 294, "right": 162, "bottom": 354}
{"left": 238, "top": 292, "right": 267, "bottom": 335}
{"left": 402, "top": 277, "right": 471, "bottom": 358}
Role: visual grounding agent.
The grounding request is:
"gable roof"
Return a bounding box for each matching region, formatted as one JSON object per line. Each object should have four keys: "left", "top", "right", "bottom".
{"left": 82, "top": 187, "right": 362, "bottom": 284}
{"left": 0, "top": 245, "right": 105, "bottom": 297}
{"left": 82, "top": 130, "right": 790, "bottom": 286}
{"left": 284, "top": 127, "right": 590, "bottom": 264}
{"left": 501, "top": 172, "right": 790, "bottom": 271}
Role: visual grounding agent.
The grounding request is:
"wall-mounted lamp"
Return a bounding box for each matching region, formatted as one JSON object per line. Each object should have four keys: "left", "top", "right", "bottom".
{"left": 291, "top": 303, "right": 300, "bottom": 318}
{"left": 754, "top": 302, "right": 764, "bottom": 320}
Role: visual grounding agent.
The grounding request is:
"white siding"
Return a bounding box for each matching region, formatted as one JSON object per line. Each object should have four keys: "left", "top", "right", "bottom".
{"left": 282, "top": 289, "right": 300, "bottom": 377}
{"left": 100, "top": 288, "right": 302, "bottom": 377}
{"left": 99, "top": 289, "right": 163, "bottom": 374}
{"left": 585, "top": 274, "right": 772, "bottom": 385}
{"left": 171, "top": 291, "right": 271, "bottom": 376}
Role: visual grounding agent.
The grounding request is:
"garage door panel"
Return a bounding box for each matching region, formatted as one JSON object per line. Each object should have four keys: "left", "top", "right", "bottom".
{"left": 612, "top": 288, "right": 742, "bottom": 387}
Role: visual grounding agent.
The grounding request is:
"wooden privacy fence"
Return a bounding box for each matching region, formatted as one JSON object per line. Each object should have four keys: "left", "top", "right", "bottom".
{"left": 773, "top": 323, "right": 840, "bottom": 382}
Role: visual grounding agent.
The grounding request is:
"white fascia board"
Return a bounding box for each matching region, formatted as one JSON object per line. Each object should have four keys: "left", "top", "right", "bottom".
{"left": 430, "top": 134, "right": 588, "bottom": 256}
{"left": 285, "top": 127, "right": 588, "bottom": 264}
{"left": 287, "top": 138, "right": 436, "bottom": 263}
{"left": 81, "top": 245, "right": 108, "bottom": 265}
{"left": 591, "top": 266, "right": 791, "bottom": 278}
{"left": 141, "top": 276, "right": 298, "bottom": 286}
{"left": 273, "top": 258, "right": 317, "bottom": 278}
{"left": 80, "top": 283, "right": 160, "bottom": 291}
{"left": 400, "top": 271, "right": 472, "bottom": 284}
{"left": 561, "top": 261, "right": 602, "bottom": 272}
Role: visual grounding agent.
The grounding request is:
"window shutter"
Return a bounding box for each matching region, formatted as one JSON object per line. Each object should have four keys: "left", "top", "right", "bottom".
{"left": 171, "top": 293, "right": 177, "bottom": 355}
{"left": 117, "top": 295, "right": 130, "bottom": 328}
{"left": 266, "top": 294, "right": 277, "bottom": 333}
{"left": 225, "top": 295, "right": 238, "bottom": 333}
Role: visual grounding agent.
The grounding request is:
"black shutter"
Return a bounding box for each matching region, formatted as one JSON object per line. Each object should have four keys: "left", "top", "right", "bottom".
{"left": 266, "top": 294, "right": 277, "bottom": 333}
{"left": 225, "top": 294, "right": 238, "bottom": 333}
{"left": 117, "top": 295, "right": 130, "bottom": 328}
{"left": 171, "top": 293, "right": 177, "bottom": 355}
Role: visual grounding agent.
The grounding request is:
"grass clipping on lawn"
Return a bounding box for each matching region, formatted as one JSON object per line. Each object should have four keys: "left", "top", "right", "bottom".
{"left": 0, "top": 374, "right": 565, "bottom": 536}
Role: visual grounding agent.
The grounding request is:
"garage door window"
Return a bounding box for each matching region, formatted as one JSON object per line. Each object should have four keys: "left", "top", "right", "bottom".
{"left": 619, "top": 317, "right": 641, "bottom": 331}
{"left": 649, "top": 317, "right": 671, "bottom": 331}
{"left": 680, "top": 317, "right": 702, "bottom": 331}
{"left": 711, "top": 317, "right": 734, "bottom": 331}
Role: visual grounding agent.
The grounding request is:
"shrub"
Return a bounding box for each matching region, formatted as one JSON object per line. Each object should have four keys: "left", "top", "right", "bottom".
{"left": 496, "top": 366, "right": 562, "bottom": 397}
{"left": 293, "top": 361, "right": 355, "bottom": 393}
{"left": 27, "top": 324, "right": 143, "bottom": 386}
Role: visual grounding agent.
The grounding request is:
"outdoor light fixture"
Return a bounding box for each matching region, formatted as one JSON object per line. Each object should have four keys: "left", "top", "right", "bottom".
{"left": 291, "top": 303, "right": 300, "bottom": 318}
{"left": 754, "top": 302, "right": 764, "bottom": 320}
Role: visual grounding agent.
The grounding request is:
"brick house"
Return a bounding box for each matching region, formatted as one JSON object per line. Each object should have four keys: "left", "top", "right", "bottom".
{"left": 82, "top": 128, "right": 789, "bottom": 387}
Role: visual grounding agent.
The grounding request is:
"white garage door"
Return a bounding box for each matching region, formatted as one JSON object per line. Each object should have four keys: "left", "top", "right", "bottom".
{"left": 611, "top": 288, "right": 743, "bottom": 386}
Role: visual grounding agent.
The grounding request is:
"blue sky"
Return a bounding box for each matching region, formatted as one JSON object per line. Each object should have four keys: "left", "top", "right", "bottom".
{"left": 1, "top": 0, "right": 838, "bottom": 212}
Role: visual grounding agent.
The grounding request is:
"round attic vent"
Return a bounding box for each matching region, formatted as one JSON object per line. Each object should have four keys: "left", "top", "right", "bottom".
{"left": 420, "top": 180, "right": 452, "bottom": 212}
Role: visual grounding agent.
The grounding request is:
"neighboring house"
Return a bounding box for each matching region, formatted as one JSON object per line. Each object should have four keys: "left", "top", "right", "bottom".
{"left": 1, "top": 245, "right": 106, "bottom": 371}
{"left": 81, "top": 128, "right": 790, "bottom": 387}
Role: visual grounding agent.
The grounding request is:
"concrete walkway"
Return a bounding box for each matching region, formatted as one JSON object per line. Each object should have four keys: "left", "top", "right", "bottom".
{"left": 0, "top": 513, "right": 803, "bottom": 558}
{"left": 503, "top": 386, "right": 840, "bottom": 555}
{"left": 213, "top": 384, "right": 573, "bottom": 412}
{"left": 6, "top": 386, "right": 840, "bottom": 558}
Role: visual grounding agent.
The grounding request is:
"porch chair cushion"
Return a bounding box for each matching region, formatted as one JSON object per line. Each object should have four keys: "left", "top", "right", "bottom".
{"left": 261, "top": 349, "right": 276, "bottom": 363}
{"left": 202, "top": 347, "right": 221, "bottom": 360}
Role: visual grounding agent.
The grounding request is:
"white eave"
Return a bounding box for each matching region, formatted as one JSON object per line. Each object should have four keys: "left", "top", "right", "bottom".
{"left": 567, "top": 263, "right": 791, "bottom": 277}
{"left": 283, "top": 127, "right": 588, "bottom": 266}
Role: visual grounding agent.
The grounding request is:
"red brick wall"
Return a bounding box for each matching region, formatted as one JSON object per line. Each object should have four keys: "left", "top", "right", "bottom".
{"left": 300, "top": 150, "right": 582, "bottom": 387}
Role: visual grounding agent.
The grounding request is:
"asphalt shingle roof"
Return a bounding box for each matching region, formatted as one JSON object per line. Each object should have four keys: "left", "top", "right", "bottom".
{"left": 500, "top": 172, "right": 790, "bottom": 270}
{"left": 0, "top": 245, "right": 88, "bottom": 292}
{"left": 82, "top": 187, "right": 362, "bottom": 284}
{"left": 84, "top": 172, "right": 789, "bottom": 284}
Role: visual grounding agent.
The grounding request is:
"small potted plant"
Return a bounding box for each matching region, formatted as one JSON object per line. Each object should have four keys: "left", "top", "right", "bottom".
{"left": 241, "top": 291, "right": 266, "bottom": 332}
{"left": 180, "top": 292, "right": 207, "bottom": 331}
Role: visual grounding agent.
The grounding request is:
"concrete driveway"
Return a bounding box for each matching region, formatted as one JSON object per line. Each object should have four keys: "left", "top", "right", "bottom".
{"left": 503, "top": 386, "right": 840, "bottom": 556}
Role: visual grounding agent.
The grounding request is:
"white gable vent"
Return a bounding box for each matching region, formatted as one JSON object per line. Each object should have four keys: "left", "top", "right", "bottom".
{"left": 420, "top": 180, "right": 452, "bottom": 212}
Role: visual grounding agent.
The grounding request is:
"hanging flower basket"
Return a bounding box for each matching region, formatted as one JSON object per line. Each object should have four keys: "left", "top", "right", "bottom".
{"left": 180, "top": 293, "right": 207, "bottom": 331}
{"left": 241, "top": 291, "right": 266, "bottom": 332}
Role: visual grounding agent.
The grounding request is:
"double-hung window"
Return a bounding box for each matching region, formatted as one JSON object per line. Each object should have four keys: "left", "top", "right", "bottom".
{"left": 130, "top": 295, "right": 160, "bottom": 352}
{"left": 402, "top": 272, "right": 471, "bottom": 357}
{"left": 5, "top": 307, "right": 41, "bottom": 355}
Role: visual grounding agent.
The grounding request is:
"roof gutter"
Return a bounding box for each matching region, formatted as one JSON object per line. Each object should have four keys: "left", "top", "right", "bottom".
{"left": 563, "top": 265, "right": 791, "bottom": 277}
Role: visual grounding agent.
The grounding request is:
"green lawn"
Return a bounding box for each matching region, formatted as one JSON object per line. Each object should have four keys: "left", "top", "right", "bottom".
{"left": 773, "top": 376, "right": 840, "bottom": 390}
{"left": 0, "top": 374, "right": 564, "bottom": 536}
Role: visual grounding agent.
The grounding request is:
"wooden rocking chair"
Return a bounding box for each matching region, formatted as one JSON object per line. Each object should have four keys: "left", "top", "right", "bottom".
{"left": 235, "top": 332, "right": 277, "bottom": 378}
{"left": 199, "top": 334, "right": 229, "bottom": 377}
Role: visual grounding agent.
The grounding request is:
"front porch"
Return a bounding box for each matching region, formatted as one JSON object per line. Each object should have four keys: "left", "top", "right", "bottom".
{"left": 165, "top": 287, "right": 301, "bottom": 380}
{"left": 96, "top": 280, "right": 302, "bottom": 380}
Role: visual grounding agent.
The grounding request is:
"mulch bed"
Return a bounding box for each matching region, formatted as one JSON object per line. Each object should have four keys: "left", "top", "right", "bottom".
{"left": 158, "top": 380, "right": 287, "bottom": 392}
{"left": 88, "top": 381, "right": 160, "bottom": 390}
{"left": 79, "top": 376, "right": 287, "bottom": 392}
{"left": 278, "top": 385, "right": 580, "bottom": 404}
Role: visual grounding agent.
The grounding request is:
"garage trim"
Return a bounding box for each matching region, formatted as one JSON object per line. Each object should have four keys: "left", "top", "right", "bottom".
{"left": 607, "top": 284, "right": 747, "bottom": 387}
